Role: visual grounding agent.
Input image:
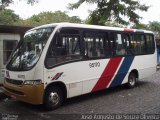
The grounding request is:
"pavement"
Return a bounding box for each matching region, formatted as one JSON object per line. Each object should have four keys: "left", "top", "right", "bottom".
{"left": 0, "top": 72, "right": 160, "bottom": 120}
{"left": 0, "top": 85, "right": 6, "bottom": 100}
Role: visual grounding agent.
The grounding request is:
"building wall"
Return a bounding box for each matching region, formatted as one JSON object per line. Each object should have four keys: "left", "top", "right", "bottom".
{"left": 0, "top": 33, "right": 20, "bottom": 84}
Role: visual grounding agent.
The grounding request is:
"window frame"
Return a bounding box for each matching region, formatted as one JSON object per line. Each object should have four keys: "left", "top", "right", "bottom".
{"left": 123, "top": 32, "right": 155, "bottom": 56}
{"left": 45, "top": 27, "right": 156, "bottom": 69}
{"left": 82, "top": 30, "right": 109, "bottom": 59}
{"left": 45, "top": 27, "right": 83, "bottom": 68}
{"left": 145, "top": 33, "right": 155, "bottom": 54}
{"left": 3, "top": 40, "right": 18, "bottom": 65}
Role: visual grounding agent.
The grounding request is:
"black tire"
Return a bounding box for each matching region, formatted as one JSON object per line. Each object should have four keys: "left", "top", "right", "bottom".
{"left": 126, "top": 72, "right": 137, "bottom": 89}
{"left": 43, "top": 86, "right": 64, "bottom": 110}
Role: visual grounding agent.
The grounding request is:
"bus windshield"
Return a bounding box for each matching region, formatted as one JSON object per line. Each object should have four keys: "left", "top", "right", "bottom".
{"left": 7, "top": 27, "right": 54, "bottom": 71}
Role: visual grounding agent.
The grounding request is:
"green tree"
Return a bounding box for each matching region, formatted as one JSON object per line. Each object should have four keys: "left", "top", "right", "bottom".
{"left": 132, "top": 23, "right": 149, "bottom": 30}
{"left": 70, "top": 16, "right": 82, "bottom": 23}
{"left": 148, "top": 21, "right": 160, "bottom": 39}
{"left": 19, "top": 11, "right": 82, "bottom": 26}
{"left": 0, "top": 8, "right": 20, "bottom": 25}
{"left": 25, "top": 0, "right": 38, "bottom": 5}
{"left": 69, "top": 0, "right": 149, "bottom": 25}
{"left": 0, "top": 0, "right": 37, "bottom": 8}
{"left": 0, "top": 0, "right": 12, "bottom": 7}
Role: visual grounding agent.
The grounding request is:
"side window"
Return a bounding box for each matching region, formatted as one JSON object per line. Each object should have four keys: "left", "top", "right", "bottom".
{"left": 130, "top": 34, "right": 146, "bottom": 55}
{"left": 55, "top": 35, "right": 80, "bottom": 56}
{"left": 130, "top": 34, "right": 136, "bottom": 54}
{"left": 115, "top": 33, "right": 126, "bottom": 56}
{"left": 109, "top": 32, "right": 115, "bottom": 56}
{"left": 84, "top": 32, "right": 107, "bottom": 58}
{"left": 123, "top": 34, "right": 132, "bottom": 55}
{"left": 104, "top": 33, "right": 110, "bottom": 57}
{"left": 146, "top": 34, "right": 155, "bottom": 54}
{"left": 3, "top": 40, "right": 18, "bottom": 65}
{"left": 46, "top": 29, "right": 82, "bottom": 67}
{"left": 136, "top": 34, "right": 145, "bottom": 54}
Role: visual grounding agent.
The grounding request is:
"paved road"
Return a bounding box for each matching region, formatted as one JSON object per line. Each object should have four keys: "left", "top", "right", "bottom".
{"left": 0, "top": 72, "right": 160, "bottom": 120}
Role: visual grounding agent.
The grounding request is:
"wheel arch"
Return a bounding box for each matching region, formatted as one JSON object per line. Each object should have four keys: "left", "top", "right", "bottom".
{"left": 44, "top": 81, "right": 67, "bottom": 101}
{"left": 129, "top": 69, "right": 139, "bottom": 79}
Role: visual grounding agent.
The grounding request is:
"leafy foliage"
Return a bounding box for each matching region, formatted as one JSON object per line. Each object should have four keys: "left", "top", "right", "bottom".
{"left": 0, "top": 0, "right": 12, "bottom": 7}
{"left": 148, "top": 21, "right": 160, "bottom": 39}
{"left": 70, "top": 16, "right": 82, "bottom": 23}
{"left": 25, "top": 0, "right": 38, "bottom": 5}
{"left": 0, "top": 8, "right": 20, "bottom": 25}
{"left": 0, "top": 8, "right": 82, "bottom": 26}
{"left": 18, "top": 11, "right": 82, "bottom": 26}
{"left": 0, "top": 0, "right": 37, "bottom": 7}
{"left": 132, "top": 23, "right": 149, "bottom": 30}
{"left": 69, "top": 0, "right": 149, "bottom": 25}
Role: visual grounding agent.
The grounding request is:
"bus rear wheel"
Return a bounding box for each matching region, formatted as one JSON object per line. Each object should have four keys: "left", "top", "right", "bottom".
{"left": 127, "top": 72, "right": 137, "bottom": 88}
{"left": 43, "top": 86, "right": 64, "bottom": 110}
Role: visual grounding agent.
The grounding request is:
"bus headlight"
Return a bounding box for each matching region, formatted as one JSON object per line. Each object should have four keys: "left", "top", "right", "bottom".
{"left": 23, "top": 80, "right": 42, "bottom": 85}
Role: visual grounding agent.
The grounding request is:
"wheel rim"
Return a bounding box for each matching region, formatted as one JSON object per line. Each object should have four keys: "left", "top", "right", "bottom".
{"left": 129, "top": 76, "right": 136, "bottom": 86}
{"left": 49, "top": 92, "right": 59, "bottom": 105}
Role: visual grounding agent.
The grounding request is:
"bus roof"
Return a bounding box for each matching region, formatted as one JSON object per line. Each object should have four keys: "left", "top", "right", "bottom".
{"left": 28, "top": 22, "right": 154, "bottom": 34}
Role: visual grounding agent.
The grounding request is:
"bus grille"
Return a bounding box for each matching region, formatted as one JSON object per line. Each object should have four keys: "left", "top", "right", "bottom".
{"left": 6, "top": 78, "right": 23, "bottom": 85}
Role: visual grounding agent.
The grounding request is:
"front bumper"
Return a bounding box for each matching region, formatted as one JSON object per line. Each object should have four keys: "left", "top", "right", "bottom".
{"left": 3, "top": 80, "right": 44, "bottom": 105}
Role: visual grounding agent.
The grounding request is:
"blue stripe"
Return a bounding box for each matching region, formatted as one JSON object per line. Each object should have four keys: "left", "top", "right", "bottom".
{"left": 110, "top": 56, "right": 135, "bottom": 87}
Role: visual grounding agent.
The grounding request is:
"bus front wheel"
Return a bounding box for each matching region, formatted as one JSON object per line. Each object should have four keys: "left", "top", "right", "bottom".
{"left": 127, "top": 72, "right": 137, "bottom": 88}
{"left": 43, "top": 86, "right": 64, "bottom": 110}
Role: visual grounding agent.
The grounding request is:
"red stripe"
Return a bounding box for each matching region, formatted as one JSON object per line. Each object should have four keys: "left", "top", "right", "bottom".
{"left": 124, "top": 28, "right": 134, "bottom": 32}
{"left": 92, "top": 57, "right": 122, "bottom": 92}
{"left": 52, "top": 73, "right": 61, "bottom": 80}
{"left": 55, "top": 72, "right": 63, "bottom": 80}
